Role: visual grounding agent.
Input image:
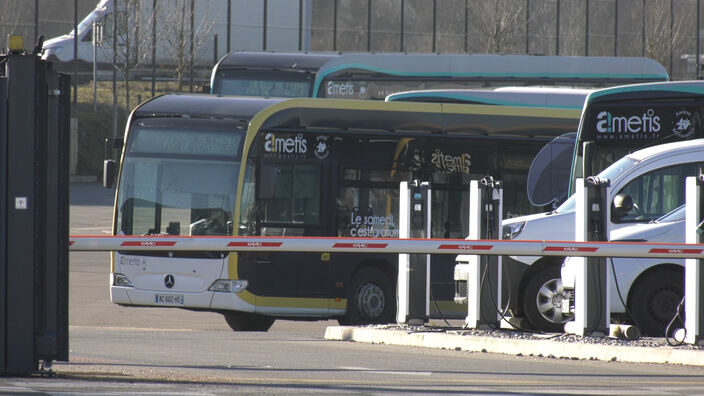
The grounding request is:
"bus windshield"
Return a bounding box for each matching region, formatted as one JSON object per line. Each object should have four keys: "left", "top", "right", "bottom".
{"left": 115, "top": 119, "right": 243, "bottom": 238}
{"left": 211, "top": 70, "right": 313, "bottom": 97}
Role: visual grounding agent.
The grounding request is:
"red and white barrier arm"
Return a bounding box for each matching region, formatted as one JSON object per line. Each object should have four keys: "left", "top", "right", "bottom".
{"left": 67, "top": 235, "right": 704, "bottom": 259}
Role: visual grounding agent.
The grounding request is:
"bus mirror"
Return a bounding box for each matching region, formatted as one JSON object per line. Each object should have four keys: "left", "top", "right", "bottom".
{"left": 526, "top": 132, "right": 576, "bottom": 208}
{"left": 257, "top": 165, "right": 278, "bottom": 200}
{"left": 104, "top": 137, "right": 123, "bottom": 161}
{"left": 611, "top": 193, "right": 634, "bottom": 221}
{"left": 103, "top": 159, "right": 117, "bottom": 188}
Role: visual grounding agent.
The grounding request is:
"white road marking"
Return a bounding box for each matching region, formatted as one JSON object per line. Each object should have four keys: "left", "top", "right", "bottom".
{"left": 339, "top": 366, "right": 432, "bottom": 376}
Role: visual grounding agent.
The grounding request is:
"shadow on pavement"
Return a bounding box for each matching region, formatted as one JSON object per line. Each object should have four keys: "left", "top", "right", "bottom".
{"left": 70, "top": 182, "right": 116, "bottom": 206}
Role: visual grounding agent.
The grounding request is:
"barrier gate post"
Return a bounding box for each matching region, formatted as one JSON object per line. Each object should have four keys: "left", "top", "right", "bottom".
{"left": 565, "top": 177, "right": 610, "bottom": 336}
{"left": 464, "top": 178, "right": 503, "bottom": 329}
{"left": 397, "top": 181, "right": 431, "bottom": 325}
{"left": 685, "top": 175, "right": 704, "bottom": 345}
{"left": 0, "top": 41, "right": 70, "bottom": 375}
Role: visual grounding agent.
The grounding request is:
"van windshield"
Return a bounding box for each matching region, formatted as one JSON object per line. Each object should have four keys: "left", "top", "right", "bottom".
{"left": 554, "top": 155, "right": 638, "bottom": 214}
{"left": 655, "top": 205, "right": 686, "bottom": 223}
{"left": 71, "top": 8, "right": 104, "bottom": 37}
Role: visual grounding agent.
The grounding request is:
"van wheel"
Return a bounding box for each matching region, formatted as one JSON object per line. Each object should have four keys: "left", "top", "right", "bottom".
{"left": 223, "top": 311, "right": 275, "bottom": 332}
{"left": 522, "top": 266, "right": 572, "bottom": 332}
{"left": 629, "top": 269, "right": 683, "bottom": 337}
{"left": 339, "top": 266, "right": 394, "bottom": 325}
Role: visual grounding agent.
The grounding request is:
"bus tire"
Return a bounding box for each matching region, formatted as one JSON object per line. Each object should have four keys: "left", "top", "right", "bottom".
{"left": 522, "top": 266, "right": 571, "bottom": 333}
{"left": 340, "top": 266, "right": 394, "bottom": 325}
{"left": 223, "top": 311, "right": 275, "bottom": 332}
{"left": 628, "top": 269, "right": 683, "bottom": 337}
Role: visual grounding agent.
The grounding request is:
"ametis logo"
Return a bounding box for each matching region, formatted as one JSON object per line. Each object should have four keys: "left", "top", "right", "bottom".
{"left": 596, "top": 109, "right": 661, "bottom": 134}
{"left": 264, "top": 133, "right": 307, "bottom": 156}
{"left": 672, "top": 110, "right": 695, "bottom": 138}
{"left": 431, "top": 149, "right": 471, "bottom": 174}
{"left": 314, "top": 136, "right": 330, "bottom": 159}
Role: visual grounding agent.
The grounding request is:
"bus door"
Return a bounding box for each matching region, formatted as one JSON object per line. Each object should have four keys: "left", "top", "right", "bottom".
{"left": 251, "top": 160, "right": 331, "bottom": 308}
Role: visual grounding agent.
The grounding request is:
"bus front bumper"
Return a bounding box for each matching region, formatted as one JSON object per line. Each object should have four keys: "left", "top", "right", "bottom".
{"left": 110, "top": 285, "right": 256, "bottom": 312}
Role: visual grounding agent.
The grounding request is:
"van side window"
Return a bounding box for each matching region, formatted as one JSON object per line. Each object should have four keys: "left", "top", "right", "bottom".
{"left": 614, "top": 163, "right": 700, "bottom": 223}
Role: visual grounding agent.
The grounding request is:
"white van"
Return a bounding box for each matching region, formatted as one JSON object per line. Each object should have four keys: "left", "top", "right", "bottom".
{"left": 561, "top": 205, "right": 686, "bottom": 336}
{"left": 457, "top": 139, "right": 704, "bottom": 332}
{"left": 41, "top": 0, "right": 310, "bottom": 71}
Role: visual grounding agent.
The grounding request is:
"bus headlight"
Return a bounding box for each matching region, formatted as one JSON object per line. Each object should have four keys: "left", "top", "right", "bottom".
{"left": 112, "top": 273, "right": 134, "bottom": 287}
{"left": 502, "top": 221, "right": 526, "bottom": 239}
{"left": 209, "top": 279, "right": 248, "bottom": 293}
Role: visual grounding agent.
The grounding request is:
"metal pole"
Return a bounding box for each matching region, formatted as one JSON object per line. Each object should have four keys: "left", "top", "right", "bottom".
{"left": 642, "top": 0, "right": 646, "bottom": 57}
{"left": 614, "top": 0, "right": 618, "bottom": 56}
{"left": 400, "top": 0, "right": 404, "bottom": 51}
{"left": 189, "top": 0, "right": 194, "bottom": 93}
{"left": 227, "top": 0, "right": 231, "bottom": 53}
{"left": 585, "top": 0, "right": 589, "bottom": 56}
{"left": 464, "top": 0, "right": 469, "bottom": 53}
{"left": 299, "top": 0, "right": 303, "bottom": 51}
{"left": 698, "top": 0, "right": 701, "bottom": 78}
{"left": 263, "top": 0, "right": 268, "bottom": 51}
{"left": 113, "top": 0, "right": 118, "bottom": 139}
{"left": 670, "top": 0, "right": 674, "bottom": 74}
{"left": 93, "top": 22, "right": 98, "bottom": 112}
{"left": 432, "top": 0, "right": 437, "bottom": 52}
{"left": 333, "top": 0, "right": 337, "bottom": 51}
{"left": 213, "top": 34, "right": 218, "bottom": 65}
{"left": 367, "top": 0, "right": 372, "bottom": 52}
{"left": 526, "top": 0, "right": 530, "bottom": 53}
{"left": 556, "top": 0, "right": 560, "bottom": 55}
{"left": 151, "top": 0, "right": 157, "bottom": 98}
{"left": 73, "top": 0, "right": 78, "bottom": 106}
{"left": 34, "top": 0, "right": 39, "bottom": 44}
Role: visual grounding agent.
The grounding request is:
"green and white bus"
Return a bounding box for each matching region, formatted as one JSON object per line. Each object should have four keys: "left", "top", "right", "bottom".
{"left": 106, "top": 94, "right": 581, "bottom": 330}
{"left": 209, "top": 51, "right": 339, "bottom": 97}
{"left": 313, "top": 53, "right": 668, "bottom": 100}
{"left": 210, "top": 52, "right": 668, "bottom": 99}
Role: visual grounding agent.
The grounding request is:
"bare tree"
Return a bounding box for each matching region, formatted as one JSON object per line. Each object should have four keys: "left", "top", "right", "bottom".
{"left": 471, "top": 0, "right": 525, "bottom": 53}
{"left": 103, "top": 0, "right": 155, "bottom": 109}
{"left": 0, "top": 1, "right": 28, "bottom": 46}
{"left": 644, "top": 0, "right": 685, "bottom": 73}
{"left": 161, "top": 0, "right": 214, "bottom": 92}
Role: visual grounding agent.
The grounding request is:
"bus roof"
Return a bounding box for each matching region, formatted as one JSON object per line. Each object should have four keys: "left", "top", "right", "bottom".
{"left": 247, "top": 98, "right": 582, "bottom": 140}
{"left": 213, "top": 51, "right": 340, "bottom": 73}
{"left": 584, "top": 80, "right": 704, "bottom": 104}
{"left": 133, "top": 94, "right": 285, "bottom": 122}
{"left": 385, "top": 87, "right": 592, "bottom": 109}
{"left": 312, "top": 53, "right": 668, "bottom": 97}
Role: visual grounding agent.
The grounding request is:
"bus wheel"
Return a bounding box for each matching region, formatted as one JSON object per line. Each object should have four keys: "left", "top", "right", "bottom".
{"left": 223, "top": 311, "right": 275, "bottom": 332}
{"left": 340, "top": 267, "right": 394, "bottom": 325}
{"left": 628, "top": 269, "right": 683, "bottom": 337}
{"left": 522, "top": 266, "right": 572, "bottom": 333}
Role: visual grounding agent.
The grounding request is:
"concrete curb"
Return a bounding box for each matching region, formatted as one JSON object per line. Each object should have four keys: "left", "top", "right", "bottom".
{"left": 324, "top": 326, "right": 704, "bottom": 366}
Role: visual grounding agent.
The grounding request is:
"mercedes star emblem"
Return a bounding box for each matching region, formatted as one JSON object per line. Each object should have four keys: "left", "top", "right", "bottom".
{"left": 164, "top": 274, "right": 175, "bottom": 289}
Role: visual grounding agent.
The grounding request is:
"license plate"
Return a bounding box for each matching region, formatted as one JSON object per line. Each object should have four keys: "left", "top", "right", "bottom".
{"left": 154, "top": 294, "right": 184, "bottom": 305}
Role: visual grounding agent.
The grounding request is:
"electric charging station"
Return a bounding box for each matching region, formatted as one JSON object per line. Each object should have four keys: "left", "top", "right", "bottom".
{"left": 397, "top": 180, "right": 431, "bottom": 325}
{"left": 463, "top": 177, "right": 503, "bottom": 329}
{"left": 684, "top": 175, "right": 704, "bottom": 345}
{"left": 0, "top": 37, "right": 70, "bottom": 375}
{"left": 564, "top": 177, "right": 610, "bottom": 336}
